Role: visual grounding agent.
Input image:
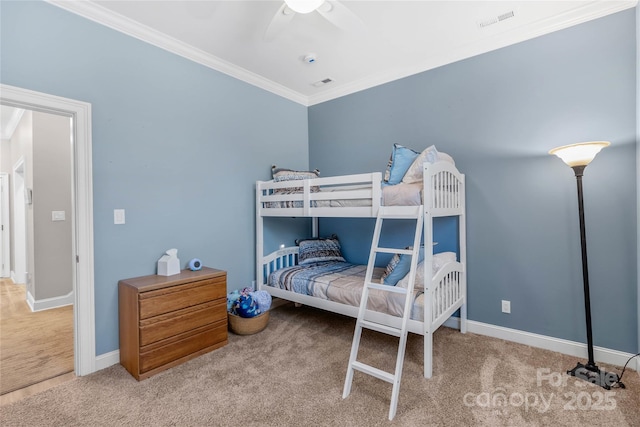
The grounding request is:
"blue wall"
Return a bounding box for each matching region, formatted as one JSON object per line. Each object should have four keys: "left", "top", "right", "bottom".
{"left": 1, "top": 1, "right": 309, "bottom": 355}
{"left": 1, "top": 2, "right": 636, "bottom": 357}
{"left": 309, "top": 10, "right": 637, "bottom": 353}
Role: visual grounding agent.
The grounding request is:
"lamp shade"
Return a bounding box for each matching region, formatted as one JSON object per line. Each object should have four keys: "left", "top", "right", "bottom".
{"left": 548, "top": 141, "right": 610, "bottom": 167}
{"left": 285, "top": 0, "right": 325, "bottom": 14}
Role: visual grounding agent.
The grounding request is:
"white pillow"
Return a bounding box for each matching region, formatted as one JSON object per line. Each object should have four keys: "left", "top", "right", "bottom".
{"left": 402, "top": 145, "right": 438, "bottom": 183}
{"left": 396, "top": 252, "right": 457, "bottom": 289}
{"left": 437, "top": 151, "right": 455, "bottom": 165}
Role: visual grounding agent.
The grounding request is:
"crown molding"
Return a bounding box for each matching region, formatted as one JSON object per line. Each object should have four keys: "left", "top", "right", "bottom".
{"left": 45, "top": 0, "right": 310, "bottom": 106}
{"left": 307, "top": 0, "right": 637, "bottom": 106}
{"left": 46, "top": 1, "right": 636, "bottom": 108}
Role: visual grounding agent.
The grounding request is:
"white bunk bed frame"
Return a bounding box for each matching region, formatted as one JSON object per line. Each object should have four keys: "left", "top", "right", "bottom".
{"left": 255, "top": 162, "right": 467, "bottom": 378}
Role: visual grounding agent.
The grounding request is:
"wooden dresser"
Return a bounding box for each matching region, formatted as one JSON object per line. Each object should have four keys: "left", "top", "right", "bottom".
{"left": 118, "top": 267, "right": 227, "bottom": 380}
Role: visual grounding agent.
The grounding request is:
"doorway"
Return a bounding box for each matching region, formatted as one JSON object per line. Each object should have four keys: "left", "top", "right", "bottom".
{"left": 0, "top": 172, "right": 11, "bottom": 278}
{"left": 0, "top": 83, "right": 95, "bottom": 377}
{"left": 11, "top": 159, "right": 27, "bottom": 285}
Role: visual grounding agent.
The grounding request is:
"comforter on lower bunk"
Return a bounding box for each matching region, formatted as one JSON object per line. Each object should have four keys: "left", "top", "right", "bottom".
{"left": 267, "top": 261, "right": 424, "bottom": 320}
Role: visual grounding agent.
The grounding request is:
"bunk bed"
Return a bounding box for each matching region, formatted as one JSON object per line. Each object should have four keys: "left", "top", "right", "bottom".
{"left": 255, "top": 152, "right": 467, "bottom": 379}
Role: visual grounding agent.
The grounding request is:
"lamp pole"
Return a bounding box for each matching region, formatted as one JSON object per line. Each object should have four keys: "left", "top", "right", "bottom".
{"left": 571, "top": 165, "right": 596, "bottom": 370}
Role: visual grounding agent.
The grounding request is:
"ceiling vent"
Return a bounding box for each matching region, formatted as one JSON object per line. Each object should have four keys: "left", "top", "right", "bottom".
{"left": 478, "top": 10, "right": 515, "bottom": 28}
{"left": 312, "top": 78, "right": 334, "bottom": 87}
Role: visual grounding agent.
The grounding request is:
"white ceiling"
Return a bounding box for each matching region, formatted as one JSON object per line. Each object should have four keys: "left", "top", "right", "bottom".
{"left": 41, "top": 1, "right": 640, "bottom": 106}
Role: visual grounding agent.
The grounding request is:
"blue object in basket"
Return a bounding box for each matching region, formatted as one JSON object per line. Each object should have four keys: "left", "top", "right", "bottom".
{"left": 227, "top": 290, "right": 241, "bottom": 311}
{"left": 235, "top": 294, "right": 260, "bottom": 318}
{"left": 250, "top": 290, "right": 272, "bottom": 313}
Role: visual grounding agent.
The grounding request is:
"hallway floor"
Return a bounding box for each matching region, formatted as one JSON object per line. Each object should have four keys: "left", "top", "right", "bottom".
{"left": 0, "top": 279, "right": 73, "bottom": 396}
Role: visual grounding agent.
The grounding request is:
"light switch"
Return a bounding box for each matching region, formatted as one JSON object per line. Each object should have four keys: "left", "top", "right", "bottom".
{"left": 114, "top": 209, "right": 125, "bottom": 225}
{"left": 52, "top": 211, "right": 66, "bottom": 221}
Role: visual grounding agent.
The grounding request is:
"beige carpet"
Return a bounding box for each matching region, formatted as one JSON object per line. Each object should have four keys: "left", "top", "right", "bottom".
{"left": 0, "top": 280, "right": 74, "bottom": 395}
{"left": 1, "top": 303, "right": 638, "bottom": 426}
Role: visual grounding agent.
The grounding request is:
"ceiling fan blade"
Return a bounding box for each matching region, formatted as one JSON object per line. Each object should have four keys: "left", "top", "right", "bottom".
{"left": 264, "top": 3, "right": 296, "bottom": 41}
{"left": 316, "top": 1, "right": 365, "bottom": 33}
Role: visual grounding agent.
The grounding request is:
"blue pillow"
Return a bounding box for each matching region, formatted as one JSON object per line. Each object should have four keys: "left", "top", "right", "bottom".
{"left": 384, "top": 144, "right": 419, "bottom": 185}
{"left": 382, "top": 246, "right": 425, "bottom": 286}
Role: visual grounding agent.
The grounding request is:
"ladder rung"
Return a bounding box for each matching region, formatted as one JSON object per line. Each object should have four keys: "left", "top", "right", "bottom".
{"left": 378, "top": 206, "right": 422, "bottom": 219}
{"left": 360, "top": 319, "right": 402, "bottom": 337}
{"left": 351, "top": 361, "right": 395, "bottom": 383}
{"left": 366, "top": 282, "right": 408, "bottom": 294}
{"left": 375, "top": 247, "right": 413, "bottom": 255}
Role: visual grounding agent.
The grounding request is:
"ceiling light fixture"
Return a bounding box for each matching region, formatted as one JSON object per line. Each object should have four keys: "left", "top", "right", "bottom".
{"left": 284, "top": 0, "right": 325, "bottom": 14}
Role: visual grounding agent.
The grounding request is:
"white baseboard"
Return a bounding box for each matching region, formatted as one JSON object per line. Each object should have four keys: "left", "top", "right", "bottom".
{"left": 444, "top": 316, "right": 638, "bottom": 372}
{"left": 95, "top": 350, "right": 120, "bottom": 372}
{"left": 90, "top": 314, "right": 638, "bottom": 376}
{"left": 26, "top": 290, "right": 73, "bottom": 312}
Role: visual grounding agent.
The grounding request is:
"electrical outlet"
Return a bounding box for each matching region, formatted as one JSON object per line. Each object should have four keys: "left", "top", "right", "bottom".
{"left": 501, "top": 300, "right": 511, "bottom": 314}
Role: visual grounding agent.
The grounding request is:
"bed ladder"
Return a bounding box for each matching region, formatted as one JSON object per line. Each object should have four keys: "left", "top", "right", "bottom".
{"left": 342, "top": 205, "right": 424, "bottom": 421}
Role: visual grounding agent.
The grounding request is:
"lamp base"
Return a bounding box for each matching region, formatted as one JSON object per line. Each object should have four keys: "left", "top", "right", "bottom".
{"left": 567, "top": 362, "right": 622, "bottom": 389}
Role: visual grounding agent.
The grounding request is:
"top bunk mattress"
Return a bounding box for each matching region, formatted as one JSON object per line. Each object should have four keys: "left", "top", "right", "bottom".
{"left": 264, "top": 181, "right": 422, "bottom": 208}
{"left": 257, "top": 146, "right": 463, "bottom": 217}
{"left": 257, "top": 163, "right": 463, "bottom": 216}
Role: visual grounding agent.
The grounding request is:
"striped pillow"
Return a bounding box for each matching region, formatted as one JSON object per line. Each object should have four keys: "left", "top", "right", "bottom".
{"left": 272, "top": 166, "right": 320, "bottom": 181}
{"left": 298, "top": 238, "right": 345, "bottom": 265}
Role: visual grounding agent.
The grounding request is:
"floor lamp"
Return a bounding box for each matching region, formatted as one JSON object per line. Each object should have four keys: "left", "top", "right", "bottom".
{"left": 549, "top": 141, "right": 621, "bottom": 389}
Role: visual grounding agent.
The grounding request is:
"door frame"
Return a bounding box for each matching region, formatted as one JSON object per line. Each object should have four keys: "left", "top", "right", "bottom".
{"left": 0, "top": 172, "right": 10, "bottom": 278}
{"left": 0, "top": 83, "right": 96, "bottom": 376}
{"left": 11, "top": 159, "right": 27, "bottom": 285}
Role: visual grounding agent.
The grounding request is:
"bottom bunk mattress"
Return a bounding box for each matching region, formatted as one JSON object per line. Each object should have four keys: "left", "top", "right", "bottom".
{"left": 267, "top": 261, "right": 427, "bottom": 321}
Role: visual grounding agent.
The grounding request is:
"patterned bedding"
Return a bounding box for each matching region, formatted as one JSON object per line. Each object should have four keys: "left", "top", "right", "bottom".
{"left": 267, "top": 260, "right": 424, "bottom": 319}
{"left": 263, "top": 182, "right": 446, "bottom": 208}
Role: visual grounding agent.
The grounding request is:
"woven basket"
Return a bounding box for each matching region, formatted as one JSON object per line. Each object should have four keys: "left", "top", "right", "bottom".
{"left": 228, "top": 311, "right": 270, "bottom": 335}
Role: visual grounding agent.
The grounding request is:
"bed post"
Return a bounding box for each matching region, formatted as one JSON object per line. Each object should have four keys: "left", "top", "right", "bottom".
{"left": 424, "top": 211, "right": 433, "bottom": 379}
{"left": 312, "top": 217, "right": 319, "bottom": 238}
{"left": 256, "top": 181, "right": 263, "bottom": 291}
{"left": 423, "top": 167, "right": 434, "bottom": 379}
{"left": 424, "top": 329, "right": 433, "bottom": 379}
{"left": 459, "top": 174, "right": 468, "bottom": 334}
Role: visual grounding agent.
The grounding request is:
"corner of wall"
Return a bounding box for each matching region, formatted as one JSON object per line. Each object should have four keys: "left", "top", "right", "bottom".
{"left": 636, "top": 4, "right": 639, "bottom": 363}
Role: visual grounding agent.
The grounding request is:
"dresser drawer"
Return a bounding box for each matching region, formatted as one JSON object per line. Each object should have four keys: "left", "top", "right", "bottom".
{"left": 139, "top": 322, "right": 227, "bottom": 374}
{"left": 139, "top": 277, "right": 226, "bottom": 319}
{"left": 139, "top": 299, "right": 226, "bottom": 346}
